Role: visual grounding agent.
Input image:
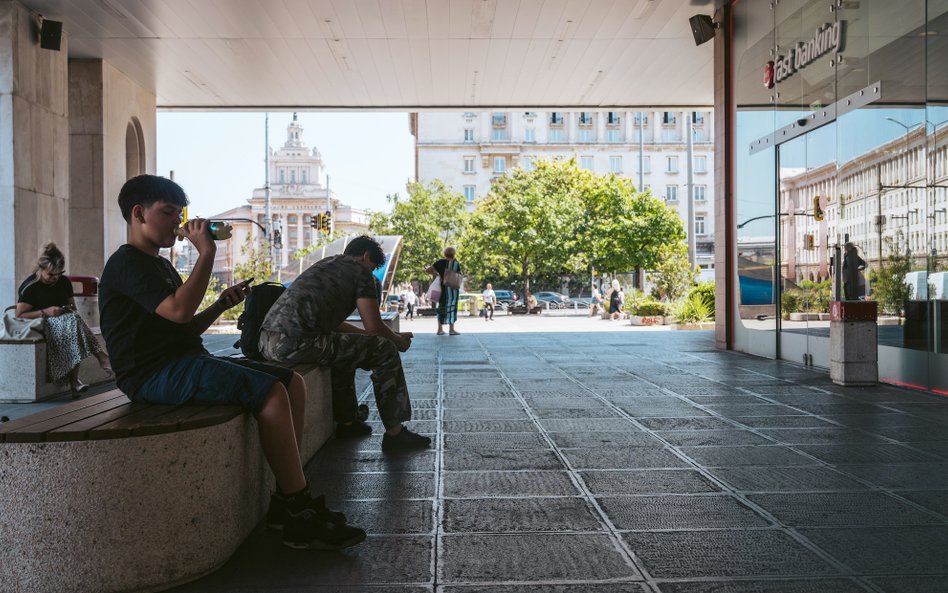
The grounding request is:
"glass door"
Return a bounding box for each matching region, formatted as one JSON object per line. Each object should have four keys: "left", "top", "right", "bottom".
{"left": 777, "top": 122, "right": 836, "bottom": 369}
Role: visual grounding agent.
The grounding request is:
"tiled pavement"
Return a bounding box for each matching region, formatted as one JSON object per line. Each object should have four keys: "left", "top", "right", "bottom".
{"left": 170, "top": 331, "right": 948, "bottom": 593}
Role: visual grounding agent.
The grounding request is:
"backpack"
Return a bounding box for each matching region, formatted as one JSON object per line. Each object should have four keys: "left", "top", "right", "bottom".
{"left": 235, "top": 282, "right": 286, "bottom": 359}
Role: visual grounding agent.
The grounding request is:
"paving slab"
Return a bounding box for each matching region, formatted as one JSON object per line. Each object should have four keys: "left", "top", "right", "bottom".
{"left": 164, "top": 331, "right": 948, "bottom": 592}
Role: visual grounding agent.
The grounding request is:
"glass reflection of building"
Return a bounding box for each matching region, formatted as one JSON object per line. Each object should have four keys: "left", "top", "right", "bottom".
{"left": 727, "top": 0, "right": 948, "bottom": 391}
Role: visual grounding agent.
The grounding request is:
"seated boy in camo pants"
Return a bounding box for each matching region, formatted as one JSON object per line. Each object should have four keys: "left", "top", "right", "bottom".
{"left": 259, "top": 235, "right": 431, "bottom": 452}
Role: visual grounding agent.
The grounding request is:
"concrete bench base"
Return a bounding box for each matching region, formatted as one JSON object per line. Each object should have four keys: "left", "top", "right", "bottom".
{"left": 0, "top": 364, "right": 334, "bottom": 593}
{"left": 0, "top": 333, "right": 112, "bottom": 403}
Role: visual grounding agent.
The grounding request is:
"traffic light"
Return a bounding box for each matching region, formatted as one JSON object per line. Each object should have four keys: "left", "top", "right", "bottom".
{"left": 804, "top": 233, "right": 815, "bottom": 250}
{"left": 323, "top": 210, "right": 332, "bottom": 235}
{"left": 813, "top": 196, "right": 824, "bottom": 221}
{"left": 310, "top": 214, "right": 319, "bottom": 230}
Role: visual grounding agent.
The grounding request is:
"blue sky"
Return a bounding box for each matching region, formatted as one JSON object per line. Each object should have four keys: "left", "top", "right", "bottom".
{"left": 156, "top": 112, "right": 416, "bottom": 218}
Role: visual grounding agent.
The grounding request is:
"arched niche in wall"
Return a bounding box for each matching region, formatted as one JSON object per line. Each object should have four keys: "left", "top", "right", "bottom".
{"left": 125, "top": 117, "right": 146, "bottom": 180}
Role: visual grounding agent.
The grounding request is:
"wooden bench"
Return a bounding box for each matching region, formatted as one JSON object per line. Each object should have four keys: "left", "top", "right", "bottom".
{"left": 0, "top": 363, "right": 335, "bottom": 593}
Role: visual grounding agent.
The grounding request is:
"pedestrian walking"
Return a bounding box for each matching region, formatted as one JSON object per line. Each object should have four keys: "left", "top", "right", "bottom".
{"left": 404, "top": 289, "right": 417, "bottom": 320}
{"left": 590, "top": 282, "right": 603, "bottom": 317}
{"left": 607, "top": 279, "right": 624, "bottom": 320}
{"left": 482, "top": 283, "right": 496, "bottom": 321}
{"left": 426, "top": 247, "right": 462, "bottom": 335}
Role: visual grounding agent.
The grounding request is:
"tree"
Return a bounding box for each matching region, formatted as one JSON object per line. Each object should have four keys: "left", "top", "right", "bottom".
{"left": 222, "top": 235, "right": 276, "bottom": 321}
{"left": 578, "top": 173, "right": 686, "bottom": 276}
{"left": 460, "top": 159, "right": 583, "bottom": 297}
{"left": 369, "top": 180, "right": 468, "bottom": 285}
{"left": 871, "top": 232, "right": 912, "bottom": 317}
{"left": 647, "top": 241, "right": 697, "bottom": 301}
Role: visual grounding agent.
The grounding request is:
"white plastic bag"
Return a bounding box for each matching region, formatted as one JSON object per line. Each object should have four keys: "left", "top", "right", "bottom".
{"left": 427, "top": 275, "right": 442, "bottom": 303}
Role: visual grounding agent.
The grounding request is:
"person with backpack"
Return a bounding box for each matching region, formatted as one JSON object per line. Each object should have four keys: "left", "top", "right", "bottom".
{"left": 258, "top": 236, "right": 430, "bottom": 452}
{"left": 98, "top": 175, "right": 366, "bottom": 551}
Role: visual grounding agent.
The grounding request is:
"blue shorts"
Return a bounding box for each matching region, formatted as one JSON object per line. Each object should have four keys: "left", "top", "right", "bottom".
{"left": 133, "top": 354, "right": 293, "bottom": 414}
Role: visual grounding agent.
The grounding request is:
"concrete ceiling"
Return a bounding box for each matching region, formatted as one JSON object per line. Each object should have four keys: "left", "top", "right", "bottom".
{"left": 21, "top": 0, "right": 715, "bottom": 109}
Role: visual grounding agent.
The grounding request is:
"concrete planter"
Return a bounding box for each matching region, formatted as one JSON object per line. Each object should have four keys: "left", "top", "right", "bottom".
{"left": 819, "top": 312, "right": 832, "bottom": 321}
{"left": 663, "top": 316, "right": 676, "bottom": 325}
{"left": 630, "top": 315, "right": 663, "bottom": 326}
{"left": 670, "top": 321, "right": 715, "bottom": 331}
{"left": 789, "top": 312, "right": 821, "bottom": 322}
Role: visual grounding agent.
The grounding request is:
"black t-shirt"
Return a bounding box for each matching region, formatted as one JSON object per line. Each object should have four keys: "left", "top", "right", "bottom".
{"left": 17, "top": 274, "right": 74, "bottom": 310}
{"left": 99, "top": 245, "right": 205, "bottom": 395}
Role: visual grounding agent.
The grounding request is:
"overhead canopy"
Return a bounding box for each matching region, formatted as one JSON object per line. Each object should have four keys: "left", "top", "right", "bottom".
{"left": 22, "top": 0, "right": 715, "bottom": 108}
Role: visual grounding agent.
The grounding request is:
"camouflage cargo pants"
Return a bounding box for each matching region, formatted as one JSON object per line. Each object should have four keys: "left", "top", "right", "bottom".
{"left": 259, "top": 329, "right": 412, "bottom": 429}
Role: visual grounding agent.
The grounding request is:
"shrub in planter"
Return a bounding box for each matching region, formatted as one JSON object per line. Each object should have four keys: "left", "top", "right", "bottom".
{"left": 780, "top": 289, "right": 803, "bottom": 320}
{"left": 635, "top": 301, "right": 667, "bottom": 316}
{"left": 688, "top": 281, "right": 715, "bottom": 313}
{"left": 670, "top": 292, "right": 713, "bottom": 324}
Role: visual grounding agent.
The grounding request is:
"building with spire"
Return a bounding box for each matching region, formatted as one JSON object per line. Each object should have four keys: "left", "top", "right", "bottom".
{"left": 211, "top": 114, "right": 370, "bottom": 284}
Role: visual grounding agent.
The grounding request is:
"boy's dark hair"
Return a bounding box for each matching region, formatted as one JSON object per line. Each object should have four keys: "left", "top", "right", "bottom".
{"left": 118, "top": 174, "right": 189, "bottom": 223}
{"left": 344, "top": 235, "right": 386, "bottom": 269}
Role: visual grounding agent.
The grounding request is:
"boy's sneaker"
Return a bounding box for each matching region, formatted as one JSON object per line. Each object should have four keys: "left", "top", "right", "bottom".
{"left": 267, "top": 492, "right": 346, "bottom": 531}
{"left": 357, "top": 404, "right": 370, "bottom": 422}
{"left": 283, "top": 507, "right": 366, "bottom": 551}
{"left": 335, "top": 419, "right": 373, "bottom": 438}
{"left": 381, "top": 427, "right": 432, "bottom": 451}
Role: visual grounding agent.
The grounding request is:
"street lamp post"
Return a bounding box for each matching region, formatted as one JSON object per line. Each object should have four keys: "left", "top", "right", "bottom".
{"left": 264, "top": 113, "right": 273, "bottom": 267}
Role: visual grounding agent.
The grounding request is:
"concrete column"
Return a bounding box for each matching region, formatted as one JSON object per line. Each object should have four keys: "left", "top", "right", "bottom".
{"left": 0, "top": 0, "right": 70, "bottom": 301}
{"left": 596, "top": 111, "right": 606, "bottom": 143}
{"left": 68, "top": 59, "right": 156, "bottom": 277}
{"left": 713, "top": 4, "right": 732, "bottom": 350}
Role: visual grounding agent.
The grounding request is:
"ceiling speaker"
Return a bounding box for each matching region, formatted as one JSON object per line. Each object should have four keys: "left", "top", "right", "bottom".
{"left": 40, "top": 19, "right": 63, "bottom": 51}
{"left": 689, "top": 14, "right": 716, "bottom": 46}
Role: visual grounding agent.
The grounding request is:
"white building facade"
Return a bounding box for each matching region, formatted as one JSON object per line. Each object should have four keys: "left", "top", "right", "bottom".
{"left": 411, "top": 110, "right": 715, "bottom": 270}
{"left": 210, "top": 115, "right": 370, "bottom": 284}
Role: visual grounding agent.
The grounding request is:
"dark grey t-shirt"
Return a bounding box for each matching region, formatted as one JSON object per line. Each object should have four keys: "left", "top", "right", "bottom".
{"left": 261, "top": 254, "right": 378, "bottom": 337}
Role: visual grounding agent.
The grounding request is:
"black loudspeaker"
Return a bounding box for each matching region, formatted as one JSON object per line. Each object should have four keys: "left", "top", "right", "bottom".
{"left": 40, "top": 19, "right": 63, "bottom": 51}
{"left": 689, "top": 14, "right": 716, "bottom": 46}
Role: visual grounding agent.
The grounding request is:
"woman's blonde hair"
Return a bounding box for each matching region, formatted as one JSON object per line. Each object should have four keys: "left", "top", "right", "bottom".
{"left": 611, "top": 279, "right": 621, "bottom": 291}
{"left": 37, "top": 242, "right": 65, "bottom": 275}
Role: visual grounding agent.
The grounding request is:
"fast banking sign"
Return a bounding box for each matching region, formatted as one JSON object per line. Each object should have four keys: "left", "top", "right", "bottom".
{"left": 764, "top": 21, "right": 845, "bottom": 89}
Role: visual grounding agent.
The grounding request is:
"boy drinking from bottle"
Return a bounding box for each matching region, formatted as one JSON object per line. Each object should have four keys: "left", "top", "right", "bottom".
{"left": 98, "top": 174, "right": 365, "bottom": 550}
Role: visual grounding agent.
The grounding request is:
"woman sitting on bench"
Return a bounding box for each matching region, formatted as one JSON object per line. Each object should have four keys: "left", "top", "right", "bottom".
{"left": 15, "top": 242, "right": 111, "bottom": 397}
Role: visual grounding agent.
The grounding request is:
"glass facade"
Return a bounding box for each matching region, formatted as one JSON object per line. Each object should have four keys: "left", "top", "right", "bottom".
{"left": 733, "top": 0, "right": 948, "bottom": 391}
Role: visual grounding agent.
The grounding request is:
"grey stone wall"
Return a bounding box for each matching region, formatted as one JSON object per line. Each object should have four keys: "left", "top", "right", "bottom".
{"left": 0, "top": 0, "right": 69, "bottom": 301}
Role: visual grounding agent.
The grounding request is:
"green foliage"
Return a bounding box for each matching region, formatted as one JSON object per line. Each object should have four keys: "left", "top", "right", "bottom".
{"left": 369, "top": 180, "right": 468, "bottom": 284}
{"left": 781, "top": 289, "right": 804, "bottom": 319}
{"left": 460, "top": 159, "right": 583, "bottom": 295}
{"left": 621, "top": 288, "right": 648, "bottom": 314}
{"left": 292, "top": 230, "right": 350, "bottom": 262}
{"left": 871, "top": 233, "right": 912, "bottom": 316}
{"left": 670, "top": 292, "right": 713, "bottom": 323}
{"left": 577, "top": 173, "right": 686, "bottom": 274}
{"left": 797, "top": 279, "right": 831, "bottom": 313}
{"left": 459, "top": 158, "right": 684, "bottom": 296}
{"left": 688, "top": 281, "right": 715, "bottom": 314}
{"left": 648, "top": 241, "right": 697, "bottom": 301}
{"left": 633, "top": 301, "right": 667, "bottom": 316}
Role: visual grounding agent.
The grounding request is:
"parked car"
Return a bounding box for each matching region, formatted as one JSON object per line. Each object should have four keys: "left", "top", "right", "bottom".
{"left": 571, "top": 297, "right": 593, "bottom": 307}
{"left": 533, "top": 291, "right": 572, "bottom": 309}
{"left": 492, "top": 290, "right": 519, "bottom": 307}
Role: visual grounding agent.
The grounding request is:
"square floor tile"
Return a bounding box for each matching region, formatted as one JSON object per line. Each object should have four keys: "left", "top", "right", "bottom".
{"left": 637, "top": 417, "right": 736, "bottom": 431}
{"left": 443, "top": 585, "right": 649, "bottom": 593}
{"left": 443, "top": 408, "right": 531, "bottom": 421}
{"left": 655, "top": 429, "right": 774, "bottom": 447}
{"left": 795, "top": 444, "right": 938, "bottom": 464}
{"left": 679, "top": 446, "right": 818, "bottom": 467}
{"left": 898, "top": 490, "right": 948, "bottom": 518}
{"left": 560, "top": 447, "right": 690, "bottom": 470}
{"left": 445, "top": 433, "right": 548, "bottom": 451}
{"left": 657, "top": 579, "right": 867, "bottom": 593}
{"left": 548, "top": 431, "right": 662, "bottom": 448}
{"left": 600, "top": 494, "right": 769, "bottom": 530}
{"left": 440, "top": 533, "right": 640, "bottom": 582}
{"left": 622, "top": 530, "right": 840, "bottom": 578}
{"left": 442, "top": 497, "right": 603, "bottom": 532}
{"left": 537, "top": 418, "right": 638, "bottom": 432}
{"left": 731, "top": 416, "right": 836, "bottom": 429}
{"left": 748, "top": 492, "right": 945, "bottom": 527}
{"left": 707, "top": 466, "right": 869, "bottom": 493}
{"left": 443, "top": 449, "right": 564, "bottom": 471}
{"left": 442, "top": 471, "right": 579, "bottom": 498}
{"left": 757, "top": 429, "right": 888, "bottom": 445}
{"left": 442, "top": 420, "right": 538, "bottom": 433}
{"left": 837, "top": 463, "right": 948, "bottom": 489}
{"left": 307, "top": 450, "right": 437, "bottom": 474}
{"left": 865, "top": 576, "right": 948, "bottom": 593}
{"left": 335, "top": 500, "right": 434, "bottom": 534}
{"left": 318, "top": 473, "right": 436, "bottom": 501}
{"left": 800, "top": 526, "right": 948, "bottom": 574}
{"left": 581, "top": 470, "right": 721, "bottom": 495}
